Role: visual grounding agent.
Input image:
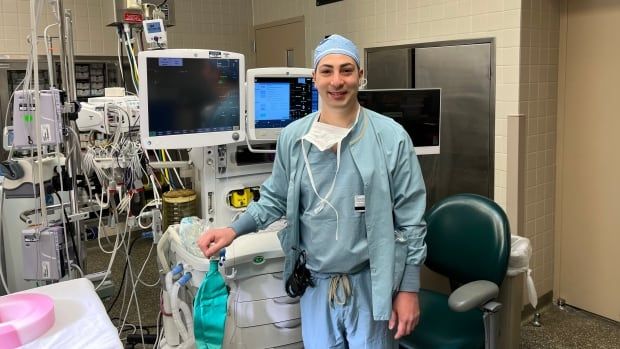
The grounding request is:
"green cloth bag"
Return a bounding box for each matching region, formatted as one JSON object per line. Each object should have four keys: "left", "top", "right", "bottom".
{"left": 194, "top": 260, "right": 228, "bottom": 349}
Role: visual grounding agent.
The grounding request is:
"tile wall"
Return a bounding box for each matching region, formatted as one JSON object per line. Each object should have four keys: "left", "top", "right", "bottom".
{"left": 519, "top": 0, "right": 560, "bottom": 297}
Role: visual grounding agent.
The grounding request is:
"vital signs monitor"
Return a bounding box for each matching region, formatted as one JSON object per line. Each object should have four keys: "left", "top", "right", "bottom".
{"left": 138, "top": 49, "right": 245, "bottom": 149}
{"left": 246, "top": 68, "right": 319, "bottom": 141}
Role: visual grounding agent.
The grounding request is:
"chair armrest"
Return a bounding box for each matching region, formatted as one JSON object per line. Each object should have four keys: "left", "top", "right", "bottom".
{"left": 448, "top": 280, "right": 499, "bottom": 312}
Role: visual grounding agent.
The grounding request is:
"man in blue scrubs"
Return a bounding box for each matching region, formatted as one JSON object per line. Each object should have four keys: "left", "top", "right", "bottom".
{"left": 198, "top": 34, "right": 427, "bottom": 348}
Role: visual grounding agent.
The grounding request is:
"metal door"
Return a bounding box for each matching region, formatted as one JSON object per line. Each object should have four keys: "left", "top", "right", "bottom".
{"left": 414, "top": 43, "right": 494, "bottom": 206}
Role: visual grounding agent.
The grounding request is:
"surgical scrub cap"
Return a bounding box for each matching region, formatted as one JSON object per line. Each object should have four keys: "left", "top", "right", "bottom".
{"left": 313, "top": 34, "right": 360, "bottom": 69}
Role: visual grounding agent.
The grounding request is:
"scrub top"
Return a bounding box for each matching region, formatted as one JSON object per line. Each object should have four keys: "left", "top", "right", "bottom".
{"left": 299, "top": 137, "right": 369, "bottom": 274}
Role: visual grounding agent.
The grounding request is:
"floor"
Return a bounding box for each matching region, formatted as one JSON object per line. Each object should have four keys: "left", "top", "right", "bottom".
{"left": 521, "top": 304, "right": 620, "bottom": 349}
{"left": 87, "top": 238, "right": 620, "bottom": 348}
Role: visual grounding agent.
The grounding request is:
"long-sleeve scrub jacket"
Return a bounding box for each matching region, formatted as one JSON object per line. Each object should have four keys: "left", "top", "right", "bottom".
{"left": 231, "top": 107, "right": 427, "bottom": 321}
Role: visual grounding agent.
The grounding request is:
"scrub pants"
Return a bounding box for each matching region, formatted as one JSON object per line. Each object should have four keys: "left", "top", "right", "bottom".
{"left": 299, "top": 267, "right": 396, "bottom": 349}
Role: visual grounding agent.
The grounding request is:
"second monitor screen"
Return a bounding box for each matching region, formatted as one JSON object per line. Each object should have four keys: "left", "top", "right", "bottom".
{"left": 254, "top": 77, "right": 319, "bottom": 129}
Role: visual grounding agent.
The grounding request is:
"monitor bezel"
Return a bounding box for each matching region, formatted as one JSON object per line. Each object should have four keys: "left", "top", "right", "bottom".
{"left": 357, "top": 88, "right": 441, "bottom": 155}
{"left": 246, "top": 67, "right": 316, "bottom": 142}
{"left": 138, "top": 49, "right": 246, "bottom": 149}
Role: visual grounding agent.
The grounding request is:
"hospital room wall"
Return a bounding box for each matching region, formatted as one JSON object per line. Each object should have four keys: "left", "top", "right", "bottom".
{"left": 0, "top": 0, "right": 255, "bottom": 64}
{"left": 518, "top": 0, "right": 560, "bottom": 302}
{"left": 252, "top": 0, "right": 561, "bottom": 301}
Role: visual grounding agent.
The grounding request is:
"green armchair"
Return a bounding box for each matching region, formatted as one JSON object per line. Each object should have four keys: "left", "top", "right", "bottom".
{"left": 400, "top": 194, "right": 511, "bottom": 349}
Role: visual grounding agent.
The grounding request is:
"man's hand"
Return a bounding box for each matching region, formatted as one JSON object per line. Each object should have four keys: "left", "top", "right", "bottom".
{"left": 389, "top": 291, "right": 420, "bottom": 339}
{"left": 197, "top": 227, "right": 236, "bottom": 258}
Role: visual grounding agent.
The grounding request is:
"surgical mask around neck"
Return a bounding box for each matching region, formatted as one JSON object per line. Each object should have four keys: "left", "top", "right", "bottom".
{"left": 301, "top": 120, "right": 351, "bottom": 152}
{"left": 301, "top": 108, "right": 361, "bottom": 151}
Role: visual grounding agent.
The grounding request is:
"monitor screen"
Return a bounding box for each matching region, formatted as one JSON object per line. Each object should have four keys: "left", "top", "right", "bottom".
{"left": 139, "top": 49, "right": 245, "bottom": 149}
{"left": 146, "top": 21, "right": 162, "bottom": 34}
{"left": 247, "top": 68, "right": 319, "bottom": 141}
{"left": 357, "top": 88, "right": 441, "bottom": 155}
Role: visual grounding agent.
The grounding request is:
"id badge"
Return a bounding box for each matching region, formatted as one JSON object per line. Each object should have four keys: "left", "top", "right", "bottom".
{"left": 354, "top": 195, "right": 366, "bottom": 213}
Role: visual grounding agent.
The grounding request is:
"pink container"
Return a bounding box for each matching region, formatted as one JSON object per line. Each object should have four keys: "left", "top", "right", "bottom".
{"left": 0, "top": 293, "right": 55, "bottom": 349}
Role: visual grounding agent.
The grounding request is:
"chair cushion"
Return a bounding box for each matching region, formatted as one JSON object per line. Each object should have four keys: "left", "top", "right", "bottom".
{"left": 399, "top": 289, "right": 485, "bottom": 349}
{"left": 424, "top": 194, "right": 511, "bottom": 286}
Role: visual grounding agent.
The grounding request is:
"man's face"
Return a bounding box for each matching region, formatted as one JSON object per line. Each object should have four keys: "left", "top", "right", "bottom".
{"left": 313, "top": 54, "right": 363, "bottom": 112}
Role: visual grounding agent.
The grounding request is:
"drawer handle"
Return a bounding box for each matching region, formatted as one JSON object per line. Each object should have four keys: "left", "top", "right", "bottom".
{"left": 273, "top": 296, "right": 300, "bottom": 305}
{"left": 273, "top": 319, "right": 301, "bottom": 329}
{"left": 271, "top": 272, "right": 284, "bottom": 280}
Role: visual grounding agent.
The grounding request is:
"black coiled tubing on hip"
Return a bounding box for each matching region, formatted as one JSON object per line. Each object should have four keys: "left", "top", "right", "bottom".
{"left": 285, "top": 249, "right": 315, "bottom": 298}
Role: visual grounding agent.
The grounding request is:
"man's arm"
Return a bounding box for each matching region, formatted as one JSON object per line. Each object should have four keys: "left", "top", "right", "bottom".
{"left": 389, "top": 129, "right": 427, "bottom": 338}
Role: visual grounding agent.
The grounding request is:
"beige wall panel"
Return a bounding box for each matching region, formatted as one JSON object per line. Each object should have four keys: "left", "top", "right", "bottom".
{"left": 255, "top": 18, "right": 305, "bottom": 68}
{"left": 555, "top": 0, "right": 620, "bottom": 321}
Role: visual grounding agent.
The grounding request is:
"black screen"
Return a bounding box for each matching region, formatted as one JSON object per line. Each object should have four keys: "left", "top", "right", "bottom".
{"left": 357, "top": 89, "right": 440, "bottom": 147}
{"left": 146, "top": 57, "right": 241, "bottom": 136}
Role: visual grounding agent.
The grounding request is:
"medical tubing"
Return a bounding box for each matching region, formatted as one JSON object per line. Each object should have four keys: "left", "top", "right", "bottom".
{"left": 0, "top": 185, "right": 11, "bottom": 294}
{"left": 151, "top": 150, "right": 171, "bottom": 186}
{"left": 164, "top": 265, "right": 183, "bottom": 304}
{"left": 117, "top": 227, "right": 150, "bottom": 347}
{"left": 170, "top": 282, "right": 189, "bottom": 341}
{"left": 164, "top": 149, "right": 185, "bottom": 189}
{"left": 122, "top": 24, "right": 139, "bottom": 89}
{"left": 116, "top": 34, "right": 125, "bottom": 86}
{"left": 43, "top": 24, "right": 58, "bottom": 87}
{"left": 165, "top": 271, "right": 173, "bottom": 294}
{"left": 174, "top": 273, "right": 195, "bottom": 349}
{"left": 106, "top": 235, "right": 146, "bottom": 312}
{"left": 177, "top": 299, "right": 195, "bottom": 349}
{"left": 138, "top": 199, "right": 161, "bottom": 229}
{"left": 30, "top": 0, "right": 48, "bottom": 227}
{"left": 70, "top": 263, "right": 84, "bottom": 277}
{"left": 95, "top": 215, "right": 130, "bottom": 291}
{"left": 162, "top": 289, "right": 181, "bottom": 347}
{"left": 157, "top": 230, "right": 171, "bottom": 273}
{"left": 96, "top": 188, "right": 117, "bottom": 254}
{"left": 121, "top": 235, "right": 155, "bottom": 347}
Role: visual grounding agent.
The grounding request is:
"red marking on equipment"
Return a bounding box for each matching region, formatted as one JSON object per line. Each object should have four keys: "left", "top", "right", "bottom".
{"left": 123, "top": 12, "right": 143, "bottom": 23}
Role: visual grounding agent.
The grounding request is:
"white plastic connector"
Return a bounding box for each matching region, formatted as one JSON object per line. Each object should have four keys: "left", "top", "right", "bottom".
{"left": 104, "top": 87, "right": 126, "bottom": 97}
